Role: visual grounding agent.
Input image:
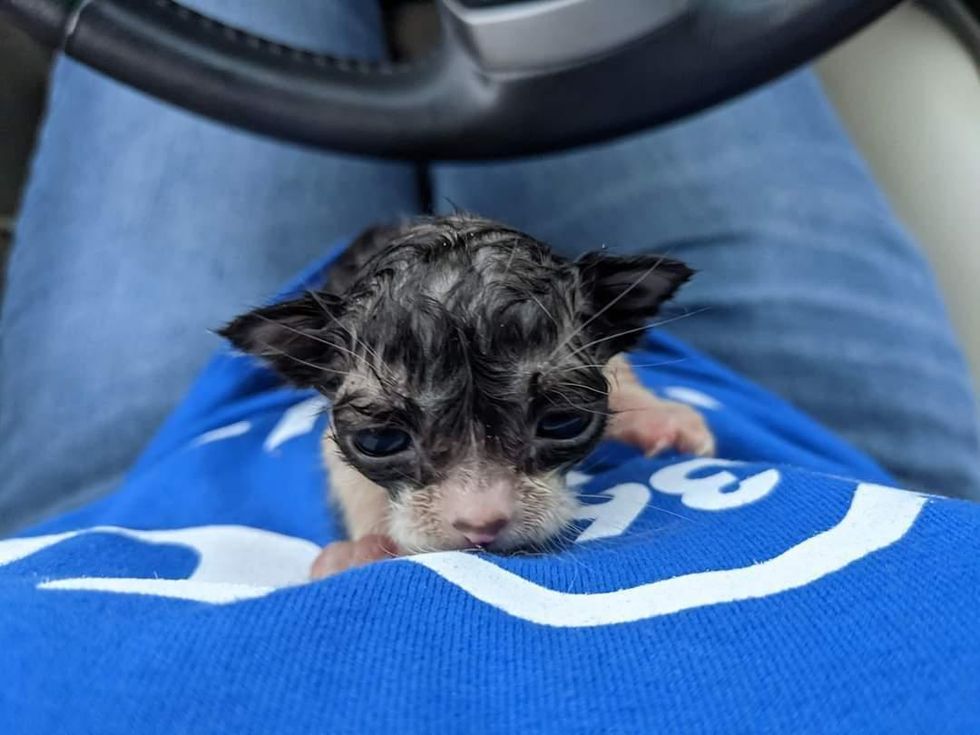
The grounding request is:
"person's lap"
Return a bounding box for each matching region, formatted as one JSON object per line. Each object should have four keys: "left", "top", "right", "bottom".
{"left": 432, "top": 72, "right": 980, "bottom": 499}
{"left": 2, "top": 3, "right": 978, "bottom": 536}
{"left": 0, "top": 0, "right": 420, "bottom": 533}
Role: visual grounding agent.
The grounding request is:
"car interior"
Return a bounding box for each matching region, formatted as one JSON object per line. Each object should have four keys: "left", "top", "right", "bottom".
{"left": 2, "top": 0, "right": 979, "bottom": 383}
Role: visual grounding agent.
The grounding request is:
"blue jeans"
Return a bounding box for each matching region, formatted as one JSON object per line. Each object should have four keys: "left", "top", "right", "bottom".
{"left": 2, "top": 0, "right": 978, "bottom": 535}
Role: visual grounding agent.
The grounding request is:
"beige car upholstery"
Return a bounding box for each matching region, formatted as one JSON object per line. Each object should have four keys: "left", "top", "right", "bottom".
{"left": 817, "top": 3, "right": 980, "bottom": 388}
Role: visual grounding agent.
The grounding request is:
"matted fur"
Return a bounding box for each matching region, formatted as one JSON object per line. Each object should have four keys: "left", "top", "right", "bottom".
{"left": 221, "top": 215, "right": 693, "bottom": 551}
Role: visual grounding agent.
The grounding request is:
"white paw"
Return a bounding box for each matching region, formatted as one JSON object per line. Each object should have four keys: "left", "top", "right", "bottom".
{"left": 608, "top": 397, "right": 715, "bottom": 458}
{"left": 309, "top": 534, "right": 400, "bottom": 580}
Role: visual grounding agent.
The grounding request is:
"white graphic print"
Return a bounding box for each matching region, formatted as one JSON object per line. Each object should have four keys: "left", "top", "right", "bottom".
{"left": 650, "top": 458, "right": 780, "bottom": 511}
{"left": 0, "top": 526, "right": 319, "bottom": 604}
{"left": 662, "top": 386, "right": 722, "bottom": 410}
{"left": 409, "top": 483, "right": 925, "bottom": 626}
{"left": 573, "top": 483, "right": 651, "bottom": 543}
{"left": 193, "top": 421, "right": 252, "bottom": 446}
{"left": 263, "top": 396, "right": 327, "bottom": 452}
{"left": 0, "top": 457, "right": 925, "bottom": 624}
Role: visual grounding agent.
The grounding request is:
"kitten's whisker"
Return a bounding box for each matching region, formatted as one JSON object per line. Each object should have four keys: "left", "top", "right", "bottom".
{"left": 526, "top": 293, "right": 559, "bottom": 328}
{"left": 552, "top": 357, "right": 689, "bottom": 372}
{"left": 254, "top": 313, "right": 397, "bottom": 392}
{"left": 251, "top": 313, "right": 361, "bottom": 364}
{"left": 547, "top": 390, "right": 615, "bottom": 417}
{"left": 306, "top": 290, "right": 383, "bottom": 365}
{"left": 305, "top": 291, "right": 400, "bottom": 391}
{"left": 648, "top": 308, "right": 711, "bottom": 329}
{"left": 563, "top": 307, "right": 711, "bottom": 362}
{"left": 553, "top": 381, "right": 608, "bottom": 397}
{"left": 253, "top": 340, "right": 345, "bottom": 378}
{"left": 502, "top": 243, "right": 518, "bottom": 277}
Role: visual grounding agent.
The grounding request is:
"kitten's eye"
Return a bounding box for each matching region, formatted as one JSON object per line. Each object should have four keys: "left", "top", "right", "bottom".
{"left": 352, "top": 427, "right": 411, "bottom": 457}
{"left": 536, "top": 411, "right": 592, "bottom": 440}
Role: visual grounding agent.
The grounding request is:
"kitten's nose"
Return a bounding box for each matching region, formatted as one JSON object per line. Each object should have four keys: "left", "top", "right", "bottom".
{"left": 453, "top": 516, "right": 509, "bottom": 547}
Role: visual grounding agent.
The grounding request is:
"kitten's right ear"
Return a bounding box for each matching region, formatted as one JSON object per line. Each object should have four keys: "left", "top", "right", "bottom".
{"left": 575, "top": 252, "right": 693, "bottom": 356}
{"left": 218, "top": 292, "right": 344, "bottom": 388}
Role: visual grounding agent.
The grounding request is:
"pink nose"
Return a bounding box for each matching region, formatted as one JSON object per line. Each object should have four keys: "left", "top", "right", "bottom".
{"left": 453, "top": 517, "right": 509, "bottom": 547}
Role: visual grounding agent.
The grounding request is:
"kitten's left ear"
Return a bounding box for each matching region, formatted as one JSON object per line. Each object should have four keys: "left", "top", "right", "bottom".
{"left": 576, "top": 252, "right": 694, "bottom": 355}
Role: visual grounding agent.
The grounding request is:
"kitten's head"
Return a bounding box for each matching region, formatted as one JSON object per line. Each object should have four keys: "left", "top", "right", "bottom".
{"left": 221, "top": 216, "right": 691, "bottom": 552}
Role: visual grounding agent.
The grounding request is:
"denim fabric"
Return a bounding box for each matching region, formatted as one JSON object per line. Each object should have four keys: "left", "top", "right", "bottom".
{"left": 0, "top": 0, "right": 420, "bottom": 532}
{"left": 433, "top": 72, "right": 980, "bottom": 500}
{"left": 1, "top": 2, "right": 977, "bottom": 535}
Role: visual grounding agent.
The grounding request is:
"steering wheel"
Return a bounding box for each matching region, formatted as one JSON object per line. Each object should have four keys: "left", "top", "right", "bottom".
{"left": 2, "top": 0, "right": 900, "bottom": 159}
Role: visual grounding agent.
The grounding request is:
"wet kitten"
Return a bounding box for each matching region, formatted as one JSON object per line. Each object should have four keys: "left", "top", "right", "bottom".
{"left": 221, "top": 215, "right": 713, "bottom": 576}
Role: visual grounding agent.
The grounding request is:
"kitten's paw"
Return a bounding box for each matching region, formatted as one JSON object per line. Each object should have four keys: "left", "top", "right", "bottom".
{"left": 309, "top": 534, "right": 401, "bottom": 580}
{"left": 608, "top": 397, "right": 715, "bottom": 458}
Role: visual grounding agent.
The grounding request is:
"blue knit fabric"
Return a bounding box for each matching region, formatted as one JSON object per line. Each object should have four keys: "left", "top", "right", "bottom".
{"left": 2, "top": 251, "right": 978, "bottom": 734}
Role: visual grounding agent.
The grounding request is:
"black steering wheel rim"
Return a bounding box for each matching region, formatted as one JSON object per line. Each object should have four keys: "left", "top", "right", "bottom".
{"left": 1, "top": 0, "right": 902, "bottom": 160}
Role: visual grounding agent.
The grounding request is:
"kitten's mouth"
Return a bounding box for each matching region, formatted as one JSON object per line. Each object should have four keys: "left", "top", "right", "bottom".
{"left": 398, "top": 527, "right": 540, "bottom": 555}
{"left": 453, "top": 520, "right": 572, "bottom": 555}
{"left": 464, "top": 534, "right": 499, "bottom": 548}
{"left": 396, "top": 520, "right": 575, "bottom": 556}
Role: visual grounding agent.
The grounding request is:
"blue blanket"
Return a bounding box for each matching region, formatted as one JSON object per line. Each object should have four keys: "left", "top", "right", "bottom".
{"left": 3, "top": 251, "right": 979, "bottom": 734}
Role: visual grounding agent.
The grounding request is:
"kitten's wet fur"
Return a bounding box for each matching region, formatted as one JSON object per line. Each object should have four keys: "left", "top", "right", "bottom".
{"left": 221, "top": 215, "right": 693, "bottom": 552}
